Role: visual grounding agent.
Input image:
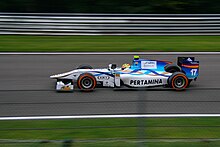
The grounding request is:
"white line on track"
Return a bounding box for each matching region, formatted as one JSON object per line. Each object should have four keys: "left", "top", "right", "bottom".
{"left": 0, "top": 52, "right": 220, "bottom": 55}
{"left": 1, "top": 114, "right": 220, "bottom": 120}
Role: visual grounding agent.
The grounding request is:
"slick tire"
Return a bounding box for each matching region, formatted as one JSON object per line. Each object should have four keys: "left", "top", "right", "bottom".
{"left": 168, "top": 72, "right": 189, "bottom": 90}
{"left": 77, "top": 64, "right": 93, "bottom": 69}
{"left": 77, "top": 73, "right": 96, "bottom": 91}
{"left": 164, "top": 64, "right": 181, "bottom": 73}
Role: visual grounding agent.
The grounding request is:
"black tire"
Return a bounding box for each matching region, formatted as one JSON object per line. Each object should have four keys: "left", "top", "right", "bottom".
{"left": 168, "top": 72, "right": 189, "bottom": 90}
{"left": 164, "top": 64, "right": 181, "bottom": 73}
{"left": 77, "top": 73, "right": 96, "bottom": 91}
{"left": 77, "top": 64, "right": 93, "bottom": 69}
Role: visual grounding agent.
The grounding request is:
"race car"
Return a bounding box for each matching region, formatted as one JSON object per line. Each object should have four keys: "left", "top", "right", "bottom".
{"left": 50, "top": 56, "right": 199, "bottom": 91}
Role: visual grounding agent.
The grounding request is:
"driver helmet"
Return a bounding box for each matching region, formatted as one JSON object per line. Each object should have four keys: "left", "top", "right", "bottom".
{"left": 134, "top": 55, "right": 140, "bottom": 60}
{"left": 122, "top": 63, "right": 130, "bottom": 70}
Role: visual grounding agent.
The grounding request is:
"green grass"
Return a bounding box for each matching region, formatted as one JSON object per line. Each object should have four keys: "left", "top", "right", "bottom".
{"left": 1, "top": 118, "right": 220, "bottom": 146}
{"left": 2, "top": 142, "right": 220, "bottom": 147}
{"left": 0, "top": 35, "right": 220, "bottom": 52}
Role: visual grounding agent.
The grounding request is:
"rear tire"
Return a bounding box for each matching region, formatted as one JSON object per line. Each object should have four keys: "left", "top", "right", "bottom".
{"left": 168, "top": 72, "right": 189, "bottom": 90}
{"left": 164, "top": 64, "right": 181, "bottom": 73}
{"left": 77, "top": 73, "right": 96, "bottom": 91}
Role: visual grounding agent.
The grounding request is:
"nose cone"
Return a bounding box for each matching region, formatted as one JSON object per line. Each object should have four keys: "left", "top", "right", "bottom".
{"left": 50, "top": 74, "right": 59, "bottom": 79}
{"left": 50, "top": 70, "right": 74, "bottom": 79}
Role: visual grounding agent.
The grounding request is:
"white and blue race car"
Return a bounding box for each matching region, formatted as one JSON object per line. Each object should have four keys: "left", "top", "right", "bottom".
{"left": 50, "top": 56, "right": 199, "bottom": 91}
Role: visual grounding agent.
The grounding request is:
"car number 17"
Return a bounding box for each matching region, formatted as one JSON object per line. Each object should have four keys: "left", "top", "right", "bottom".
{"left": 191, "top": 69, "right": 198, "bottom": 76}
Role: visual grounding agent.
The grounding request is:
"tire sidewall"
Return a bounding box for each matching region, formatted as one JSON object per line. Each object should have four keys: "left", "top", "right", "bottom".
{"left": 77, "top": 73, "right": 96, "bottom": 91}
{"left": 168, "top": 72, "right": 188, "bottom": 90}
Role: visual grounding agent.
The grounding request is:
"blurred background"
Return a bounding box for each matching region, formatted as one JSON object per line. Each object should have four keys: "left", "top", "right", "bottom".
{"left": 0, "top": 0, "right": 220, "bottom": 13}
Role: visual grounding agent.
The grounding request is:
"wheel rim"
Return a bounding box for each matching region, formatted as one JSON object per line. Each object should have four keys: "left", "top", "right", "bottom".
{"left": 81, "top": 77, "right": 93, "bottom": 89}
{"left": 174, "top": 77, "right": 185, "bottom": 88}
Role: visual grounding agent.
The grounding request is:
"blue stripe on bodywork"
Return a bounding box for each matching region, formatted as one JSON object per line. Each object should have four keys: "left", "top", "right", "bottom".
{"left": 90, "top": 69, "right": 169, "bottom": 78}
{"left": 93, "top": 73, "right": 102, "bottom": 76}
{"left": 120, "top": 68, "right": 169, "bottom": 77}
{"left": 90, "top": 71, "right": 114, "bottom": 77}
{"left": 145, "top": 69, "right": 170, "bottom": 77}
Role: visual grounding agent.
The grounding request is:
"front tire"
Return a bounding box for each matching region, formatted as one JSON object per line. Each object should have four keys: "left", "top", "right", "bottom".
{"left": 77, "top": 73, "right": 96, "bottom": 91}
{"left": 168, "top": 72, "right": 189, "bottom": 90}
{"left": 77, "top": 64, "right": 93, "bottom": 69}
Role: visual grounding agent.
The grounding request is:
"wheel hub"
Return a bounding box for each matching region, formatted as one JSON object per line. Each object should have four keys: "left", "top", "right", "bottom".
{"left": 174, "top": 77, "right": 185, "bottom": 88}
{"left": 82, "top": 78, "right": 93, "bottom": 88}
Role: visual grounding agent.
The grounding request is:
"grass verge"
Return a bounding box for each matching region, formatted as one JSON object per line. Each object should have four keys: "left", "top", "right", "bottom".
{"left": 0, "top": 35, "right": 220, "bottom": 52}
{"left": 1, "top": 142, "right": 220, "bottom": 147}
{"left": 1, "top": 117, "right": 220, "bottom": 146}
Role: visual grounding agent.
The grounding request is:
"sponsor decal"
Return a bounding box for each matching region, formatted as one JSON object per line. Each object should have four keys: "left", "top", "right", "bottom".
{"left": 141, "top": 61, "right": 157, "bottom": 69}
{"left": 115, "top": 74, "right": 120, "bottom": 77}
{"left": 130, "top": 79, "right": 162, "bottom": 86}
{"left": 97, "top": 76, "right": 110, "bottom": 80}
{"left": 61, "top": 86, "right": 71, "bottom": 90}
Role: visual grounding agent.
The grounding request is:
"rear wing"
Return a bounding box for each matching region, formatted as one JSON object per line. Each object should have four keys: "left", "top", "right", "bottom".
{"left": 177, "top": 57, "right": 199, "bottom": 80}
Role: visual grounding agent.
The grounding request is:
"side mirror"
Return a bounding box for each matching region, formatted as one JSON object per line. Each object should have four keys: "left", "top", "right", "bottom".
{"left": 108, "top": 64, "right": 117, "bottom": 70}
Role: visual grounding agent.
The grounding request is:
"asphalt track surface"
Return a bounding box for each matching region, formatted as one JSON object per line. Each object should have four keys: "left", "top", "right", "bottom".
{"left": 0, "top": 54, "right": 219, "bottom": 117}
